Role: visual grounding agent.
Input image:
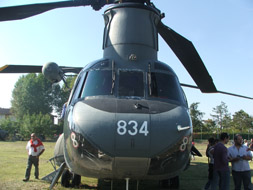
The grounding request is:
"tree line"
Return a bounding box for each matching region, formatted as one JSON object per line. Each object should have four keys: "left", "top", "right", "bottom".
{"left": 0, "top": 73, "right": 252, "bottom": 140}
{"left": 0, "top": 73, "right": 75, "bottom": 140}
{"left": 190, "top": 102, "right": 253, "bottom": 138}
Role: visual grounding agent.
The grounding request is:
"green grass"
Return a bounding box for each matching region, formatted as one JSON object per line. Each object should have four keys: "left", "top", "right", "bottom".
{"left": 0, "top": 141, "right": 252, "bottom": 190}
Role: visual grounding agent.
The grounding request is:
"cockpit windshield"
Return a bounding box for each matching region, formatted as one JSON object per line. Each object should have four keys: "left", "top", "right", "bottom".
{"left": 78, "top": 68, "right": 181, "bottom": 102}
{"left": 81, "top": 70, "right": 112, "bottom": 97}
{"left": 149, "top": 72, "right": 181, "bottom": 101}
{"left": 118, "top": 70, "right": 144, "bottom": 97}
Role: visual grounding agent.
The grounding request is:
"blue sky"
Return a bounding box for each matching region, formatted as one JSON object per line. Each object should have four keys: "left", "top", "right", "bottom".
{"left": 0, "top": 0, "right": 252, "bottom": 119}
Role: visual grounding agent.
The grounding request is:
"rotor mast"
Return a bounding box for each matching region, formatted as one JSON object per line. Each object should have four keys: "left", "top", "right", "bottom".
{"left": 103, "top": 3, "right": 160, "bottom": 63}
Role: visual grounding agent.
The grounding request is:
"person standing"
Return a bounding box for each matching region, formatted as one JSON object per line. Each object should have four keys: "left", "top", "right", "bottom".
{"left": 249, "top": 138, "right": 253, "bottom": 150}
{"left": 243, "top": 139, "right": 248, "bottom": 147}
{"left": 204, "top": 138, "right": 218, "bottom": 190}
{"left": 228, "top": 134, "right": 252, "bottom": 190}
{"left": 211, "top": 132, "right": 230, "bottom": 190}
{"left": 23, "top": 133, "right": 45, "bottom": 181}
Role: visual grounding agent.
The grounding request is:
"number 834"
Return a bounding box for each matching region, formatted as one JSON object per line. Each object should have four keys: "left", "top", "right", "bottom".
{"left": 117, "top": 120, "right": 149, "bottom": 136}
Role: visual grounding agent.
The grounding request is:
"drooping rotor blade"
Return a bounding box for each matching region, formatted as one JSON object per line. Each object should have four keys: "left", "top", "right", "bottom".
{"left": 0, "top": 65, "right": 42, "bottom": 73}
{"left": 180, "top": 83, "right": 253, "bottom": 100}
{"left": 0, "top": 0, "right": 114, "bottom": 22}
{"left": 157, "top": 21, "right": 217, "bottom": 93}
{"left": 0, "top": 65, "right": 82, "bottom": 74}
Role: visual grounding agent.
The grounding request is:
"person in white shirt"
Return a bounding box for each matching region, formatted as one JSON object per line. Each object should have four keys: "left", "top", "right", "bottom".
{"left": 243, "top": 139, "right": 248, "bottom": 147}
{"left": 23, "top": 133, "right": 45, "bottom": 182}
{"left": 228, "top": 134, "right": 252, "bottom": 190}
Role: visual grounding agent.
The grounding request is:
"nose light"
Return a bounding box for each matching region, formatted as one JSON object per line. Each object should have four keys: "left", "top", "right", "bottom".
{"left": 177, "top": 125, "right": 190, "bottom": 131}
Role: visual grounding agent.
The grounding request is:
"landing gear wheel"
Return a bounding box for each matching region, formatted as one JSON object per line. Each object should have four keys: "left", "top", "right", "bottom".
{"left": 61, "top": 169, "right": 71, "bottom": 187}
{"left": 97, "top": 179, "right": 112, "bottom": 190}
{"left": 160, "top": 176, "right": 179, "bottom": 189}
{"left": 72, "top": 174, "right": 81, "bottom": 187}
{"left": 61, "top": 169, "right": 81, "bottom": 188}
{"left": 169, "top": 176, "right": 179, "bottom": 189}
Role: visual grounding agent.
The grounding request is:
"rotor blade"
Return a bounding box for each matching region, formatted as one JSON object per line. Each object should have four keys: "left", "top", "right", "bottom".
{"left": 0, "top": 0, "right": 95, "bottom": 21}
{"left": 0, "top": 65, "right": 82, "bottom": 74}
{"left": 157, "top": 21, "right": 217, "bottom": 93}
{"left": 0, "top": 65, "right": 42, "bottom": 73}
{"left": 180, "top": 83, "right": 253, "bottom": 100}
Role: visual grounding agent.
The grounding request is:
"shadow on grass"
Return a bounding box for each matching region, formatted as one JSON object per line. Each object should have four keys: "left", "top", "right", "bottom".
{"left": 50, "top": 161, "right": 210, "bottom": 190}
{"left": 41, "top": 159, "right": 253, "bottom": 190}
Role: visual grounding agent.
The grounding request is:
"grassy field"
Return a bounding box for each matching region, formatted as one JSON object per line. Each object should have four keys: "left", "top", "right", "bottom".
{"left": 0, "top": 141, "right": 252, "bottom": 190}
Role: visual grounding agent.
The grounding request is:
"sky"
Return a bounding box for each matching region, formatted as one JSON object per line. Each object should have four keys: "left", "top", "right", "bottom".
{"left": 0, "top": 0, "right": 252, "bottom": 119}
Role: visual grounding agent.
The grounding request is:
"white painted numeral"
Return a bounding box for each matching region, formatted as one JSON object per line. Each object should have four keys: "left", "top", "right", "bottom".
{"left": 128, "top": 120, "right": 138, "bottom": 136}
{"left": 116, "top": 120, "right": 149, "bottom": 136}
{"left": 139, "top": 121, "right": 149, "bottom": 136}
{"left": 117, "top": 120, "right": 127, "bottom": 135}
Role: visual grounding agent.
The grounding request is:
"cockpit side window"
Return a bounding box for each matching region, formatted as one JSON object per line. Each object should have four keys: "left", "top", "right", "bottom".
{"left": 118, "top": 71, "right": 144, "bottom": 97}
{"left": 149, "top": 72, "right": 182, "bottom": 101}
{"left": 68, "top": 73, "right": 85, "bottom": 105}
{"left": 81, "top": 70, "right": 112, "bottom": 97}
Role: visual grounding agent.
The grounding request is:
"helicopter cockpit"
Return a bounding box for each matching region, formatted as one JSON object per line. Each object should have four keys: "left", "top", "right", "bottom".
{"left": 68, "top": 59, "right": 187, "bottom": 107}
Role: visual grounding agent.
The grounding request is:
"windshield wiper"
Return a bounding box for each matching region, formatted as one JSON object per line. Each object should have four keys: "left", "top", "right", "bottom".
{"left": 148, "top": 63, "right": 152, "bottom": 95}
{"left": 111, "top": 60, "right": 115, "bottom": 94}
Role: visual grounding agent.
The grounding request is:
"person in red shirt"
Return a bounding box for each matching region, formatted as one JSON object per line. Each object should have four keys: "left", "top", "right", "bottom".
{"left": 23, "top": 133, "right": 45, "bottom": 182}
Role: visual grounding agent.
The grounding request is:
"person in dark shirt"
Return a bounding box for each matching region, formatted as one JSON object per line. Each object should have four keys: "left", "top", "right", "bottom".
{"left": 211, "top": 132, "right": 230, "bottom": 190}
{"left": 204, "top": 138, "right": 218, "bottom": 190}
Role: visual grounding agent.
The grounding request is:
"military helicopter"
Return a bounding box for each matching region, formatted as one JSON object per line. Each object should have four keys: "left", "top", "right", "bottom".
{"left": 0, "top": 0, "right": 252, "bottom": 189}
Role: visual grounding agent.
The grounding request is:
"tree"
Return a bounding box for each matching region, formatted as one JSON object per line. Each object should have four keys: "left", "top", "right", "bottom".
{"left": 52, "top": 76, "right": 76, "bottom": 115}
{"left": 211, "top": 101, "right": 231, "bottom": 134}
{"left": 0, "top": 118, "right": 19, "bottom": 139}
{"left": 19, "top": 113, "right": 54, "bottom": 139}
{"left": 11, "top": 74, "right": 76, "bottom": 119}
{"left": 11, "top": 73, "right": 55, "bottom": 119}
{"left": 190, "top": 102, "right": 204, "bottom": 132}
{"left": 232, "top": 110, "right": 253, "bottom": 133}
{"left": 10, "top": 73, "right": 76, "bottom": 138}
{"left": 203, "top": 119, "right": 216, "bottom": 133}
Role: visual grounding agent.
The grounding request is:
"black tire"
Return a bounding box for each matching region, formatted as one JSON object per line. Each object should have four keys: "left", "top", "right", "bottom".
{"left": 160, "top": 176, "right": 179, "bottom": 189}
{"left": 72, "top": 174, "right": 81, "bottom": 187}
{"left": 169, "top": 176, "right": 179, "bottom": 189}
{"left": 160, "top": 179, "right": 169, "bottom": 188}
{"left": 97, "top": 179, "right": 112, "bottom": 190}
{"left": 61, "top": 169, "right": 72, "bottom": 187}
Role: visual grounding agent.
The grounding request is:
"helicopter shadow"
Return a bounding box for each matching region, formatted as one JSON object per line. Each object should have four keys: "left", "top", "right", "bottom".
{"left": 76, "top": 161, "right": 210, "bottom": 190}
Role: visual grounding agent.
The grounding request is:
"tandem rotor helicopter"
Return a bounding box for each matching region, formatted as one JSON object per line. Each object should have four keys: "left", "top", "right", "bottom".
{"left": 0, "top": 0, "right": 253, "bottom": 189}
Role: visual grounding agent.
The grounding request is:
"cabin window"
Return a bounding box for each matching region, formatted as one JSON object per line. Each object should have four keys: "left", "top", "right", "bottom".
{"left": 149, "top": 72, "right": 181, "bottom": 101}
{"left": 118, "top": 71, "right": 144, "bottom": 97}
{"left": 81, "top": 70, "right": 112, "bottom": 97}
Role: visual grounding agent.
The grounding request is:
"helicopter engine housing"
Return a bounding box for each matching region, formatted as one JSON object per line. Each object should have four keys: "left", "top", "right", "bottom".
{"left": 42, "top": 62, "right": 62, "bottom": 83}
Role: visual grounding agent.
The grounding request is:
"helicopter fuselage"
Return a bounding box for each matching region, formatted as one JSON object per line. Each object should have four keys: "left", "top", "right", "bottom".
{"left": 62, "top": 58, "right": 192, "bottom": 180}
{"left": 60, "top": 2, "right": 193, "bottom": 180}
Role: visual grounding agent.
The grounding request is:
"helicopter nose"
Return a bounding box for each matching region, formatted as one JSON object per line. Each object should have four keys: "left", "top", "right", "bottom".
{"left": 71, "top": 99, "right": 191, "bottom": 158}
{"left": 71, "top": 99, "right": 152, "bottom": 157}
{"left": 66, "top": 99, "right": 192, "bottom": 178}
{"left": 72, "top": 100, "right": 117, "bottom": 156}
